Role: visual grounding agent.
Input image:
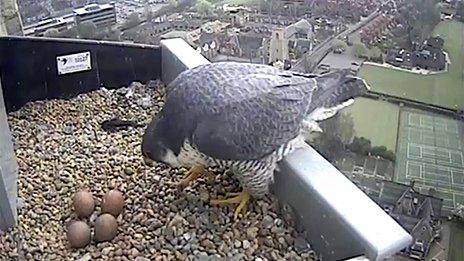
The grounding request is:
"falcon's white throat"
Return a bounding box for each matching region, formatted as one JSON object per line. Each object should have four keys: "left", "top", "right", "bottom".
{"left": 160, "top": 148, "right": 182, "bottom": 168}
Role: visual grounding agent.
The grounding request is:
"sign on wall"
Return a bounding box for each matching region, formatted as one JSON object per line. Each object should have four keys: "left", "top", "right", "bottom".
{"left": 56, "top": 51, "right": 92, "bottom": 75}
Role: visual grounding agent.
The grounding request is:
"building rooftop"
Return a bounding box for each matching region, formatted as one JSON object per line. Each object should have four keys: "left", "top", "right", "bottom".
{"left": 285, "top": 19, "right": 312, "bottom": 37}
{"left": 73, "top": 3, "right": 115, "bottom": 16}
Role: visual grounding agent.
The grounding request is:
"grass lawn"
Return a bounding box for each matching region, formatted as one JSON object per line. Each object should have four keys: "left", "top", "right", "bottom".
{"left": 343, "top": 97, "right": 400, "bottom": 152}
{"left": 358, "top": 21, "right": 464, "bottom": 109}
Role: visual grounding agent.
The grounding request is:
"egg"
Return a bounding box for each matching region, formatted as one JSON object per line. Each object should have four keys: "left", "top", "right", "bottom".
{"left": 73, "top": 190, "right": 95, "bottom": 218}
{"left": 94, "top": 214, "right": 118, "bottom": 242}
{"left": 101, "top": 189, "right": 124, "bottom": 217}
{"left": 67, "top": 221, "right": 91, "bottom": 248}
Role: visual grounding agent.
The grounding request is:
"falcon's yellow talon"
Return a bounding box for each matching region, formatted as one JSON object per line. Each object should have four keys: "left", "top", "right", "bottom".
{"left": 177, "top": 165, "right": 212, "bottom": 188}
{"left": 210, "top": 191, "right": 251, "bottom": 220}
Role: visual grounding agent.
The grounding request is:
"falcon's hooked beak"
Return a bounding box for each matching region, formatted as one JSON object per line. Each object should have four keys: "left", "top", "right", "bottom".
{"left": 141, "top": 141, "right": 181, "bottom": 168}
{"left": 141, "top": 118, "right": 182, "bottom": 168}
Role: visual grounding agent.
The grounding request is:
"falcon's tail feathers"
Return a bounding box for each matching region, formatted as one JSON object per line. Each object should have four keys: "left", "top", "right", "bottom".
{"left": 308, "top": 69, "right": 371, "bottom": 112}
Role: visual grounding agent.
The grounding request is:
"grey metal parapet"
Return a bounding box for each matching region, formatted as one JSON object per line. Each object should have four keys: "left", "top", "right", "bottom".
{"left": 161, "top": 38, "right": 210, "bottom": 84}
{"left": 0, "top": 36, "right": 162, "bottom": 112}
{"left": 0, "top": 79, "right": 19, "bottom": 231}
{"left": 160, "top": 38, "right": 413, "bottom": 261}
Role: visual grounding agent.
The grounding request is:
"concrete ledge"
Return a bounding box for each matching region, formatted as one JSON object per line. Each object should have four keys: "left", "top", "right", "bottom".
{"left": 160, "top": 38, "right": 412, "bottom": 261}
{"left": 275, "top": 144, "right": 412, "bottom": 260}
{"left": 161, "top": 38, "right": 209, "bottom": 84}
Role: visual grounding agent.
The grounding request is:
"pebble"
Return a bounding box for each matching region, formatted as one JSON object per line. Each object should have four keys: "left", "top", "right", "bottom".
{"left": 102, "top": 247, "right": 113, "bottom": 256}
{"left": 246, "top": 227, "right": 259, "bottom": 240}
{"left": 242, "top": 240, "right": 251, "bottom": 250}
{"left": 199, "top": 191, "right": 209, "bottom": 201}
{"left": 294, "top": 236, "right": 311, "bottom": 254}
{"left": 201, "top": 239, "right": 215, "bottom": 250}
{"left": 262, "top": 215, "right": 274, "bottom": 229}
{"left": 183, "top": 233, "right": 191, "bottom": 241}
{"left": 115, "top": 249, "right": 123, "bottom": 256}
{"left": 0, "top": 81, "right": 316, "bottom": 260}
{"left": 168, "top": 214, "right": 186, "bottom": 227}
{"left": 124, "top": 167, "right": 135, "bottom": 175}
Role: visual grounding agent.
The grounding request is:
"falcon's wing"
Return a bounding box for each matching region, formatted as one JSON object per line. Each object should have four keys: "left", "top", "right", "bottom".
{"left": 190, "top": 73, "right": 316, "bottom": 161}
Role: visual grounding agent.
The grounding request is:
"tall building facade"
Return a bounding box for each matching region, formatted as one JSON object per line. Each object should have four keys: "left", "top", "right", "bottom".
{"left": 74, "top": 2, "right": 117, "bottom": 28}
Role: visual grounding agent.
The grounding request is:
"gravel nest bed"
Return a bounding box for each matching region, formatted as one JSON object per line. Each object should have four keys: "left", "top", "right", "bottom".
{"left": 0, "top": 81, "right": 316, "bottom": 261}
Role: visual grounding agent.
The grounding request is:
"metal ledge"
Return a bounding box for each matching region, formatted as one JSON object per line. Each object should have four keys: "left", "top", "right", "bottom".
{"left": 161, "top": 38, "right": 413, "bottom": 261}
{"left": 0, "top": 80, "right": 18, "bottom": 231}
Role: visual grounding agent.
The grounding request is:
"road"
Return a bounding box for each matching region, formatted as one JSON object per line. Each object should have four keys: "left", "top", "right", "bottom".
{"left": 292, "top": 11, "right": 380, "bottom": 73}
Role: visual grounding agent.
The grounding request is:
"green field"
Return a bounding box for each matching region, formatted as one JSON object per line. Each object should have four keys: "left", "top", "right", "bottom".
{"left": 343, "top": 97, "right": 400, "bottom": 152}
{"left": 359, "top": 21, "right": 464, "bottom": 109}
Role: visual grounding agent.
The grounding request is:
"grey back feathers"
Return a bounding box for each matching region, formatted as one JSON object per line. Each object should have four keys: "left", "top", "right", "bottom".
{"left": 158, "top": 62, "right": 368, "bottom": 161}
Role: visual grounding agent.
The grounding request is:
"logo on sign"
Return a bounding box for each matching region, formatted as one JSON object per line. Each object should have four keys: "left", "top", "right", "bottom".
{"left": 57, "top": 51, "right": 92, "bottom": 75}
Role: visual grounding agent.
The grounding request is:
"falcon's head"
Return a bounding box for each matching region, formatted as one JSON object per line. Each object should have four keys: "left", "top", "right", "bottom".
{"left": 141, "top": 112, "right": 182, "bottom": 168}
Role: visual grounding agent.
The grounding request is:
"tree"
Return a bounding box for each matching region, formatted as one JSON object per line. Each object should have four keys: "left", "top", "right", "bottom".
{"left": 43, "top": 28, "right": 60, "bottom": 37}
{"left": 60, "top": 27, "right": 78, "bottom": 38}
{"left": 123, "top": 13, "right": 141, "bottom": 29}
{"left": 370, "top": 146, "right": 395, "bottom": 161}
{"left": 106, "top": 28, "right": 121, "bottom": 41}
{"left": 318, "top": 111, "right": 355, "bottom": 147}
{"left": 332, "top": 39, "right": 348, "bottom": 51}
{"left": 382, "top": 150, "right": 396, "bottom": 162}
{"left": 259, "top": 0, "right": 273, "bottom": 13}
{"left": 130, "top": 12, "right": 141, "bottom": 25}
{"left": 77, "top": 21, "right": 97, "bottom": 39}
{"left": 169, "top": 0, "right": 179, "bottom": 8}
{"left": 348, "top": 136, "right": 371, "bottom": 155}
{"left": 371, "top": 146, "right": 387, "bottom": 156}
{"left": 196, "top": 0, "right": 214, "bottom": 17}
{"left": 369, "top": 46, "right": 382, "bottom": 59}
{"left": 312, "top": 133, "right": 344, "bottom": 163}
{"left": 144, "top": 5, "right": 154, "bottom": 21}
{"left": 457, "top": 2, "right": 464, "bottom": 22}
{"left": 338, "top": 113, "right": 354, "bottom": 145}
{"left": 398, "top": 0, "right": 440, "bottom": 48}
{"left": 354, "top": 42, "right": 368, "bottom": 58}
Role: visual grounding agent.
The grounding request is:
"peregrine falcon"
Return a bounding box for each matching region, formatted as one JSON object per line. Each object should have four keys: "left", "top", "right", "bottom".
{"left": 141, "top": 61, "right": 370, "bottom": 219}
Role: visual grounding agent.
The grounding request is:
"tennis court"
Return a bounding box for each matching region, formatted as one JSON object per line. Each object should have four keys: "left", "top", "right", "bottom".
{"left": 396, "top": 108, "right": 464, "bottom": 213}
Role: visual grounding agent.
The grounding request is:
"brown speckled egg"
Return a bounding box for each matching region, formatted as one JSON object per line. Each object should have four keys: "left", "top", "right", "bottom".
{"left": 101, "top": 189, "right": 124, "bottom": 217}
{"left": 67, "top": 221, "right": 91, "bottom": 248}
{"left": 94, "top": 214, "right": 118, "bottom": 242}
{"left": 73, "top": 190, "right": 95, "bottom": 218}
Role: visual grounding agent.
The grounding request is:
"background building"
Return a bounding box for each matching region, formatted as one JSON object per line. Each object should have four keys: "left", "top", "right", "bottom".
{"left": 23, "top": 14, "right": 74, "bottom": 36}
{"left": 73, "top": 2, "right": 117, "bottom": 28}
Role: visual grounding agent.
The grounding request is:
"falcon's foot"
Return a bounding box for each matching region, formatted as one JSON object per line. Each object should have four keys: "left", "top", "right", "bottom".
{"left": 210, "top": 191, "right": 251, "bottom": 220}
{"left": 177, "top": 165, "right": 213, "bottom": 189}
